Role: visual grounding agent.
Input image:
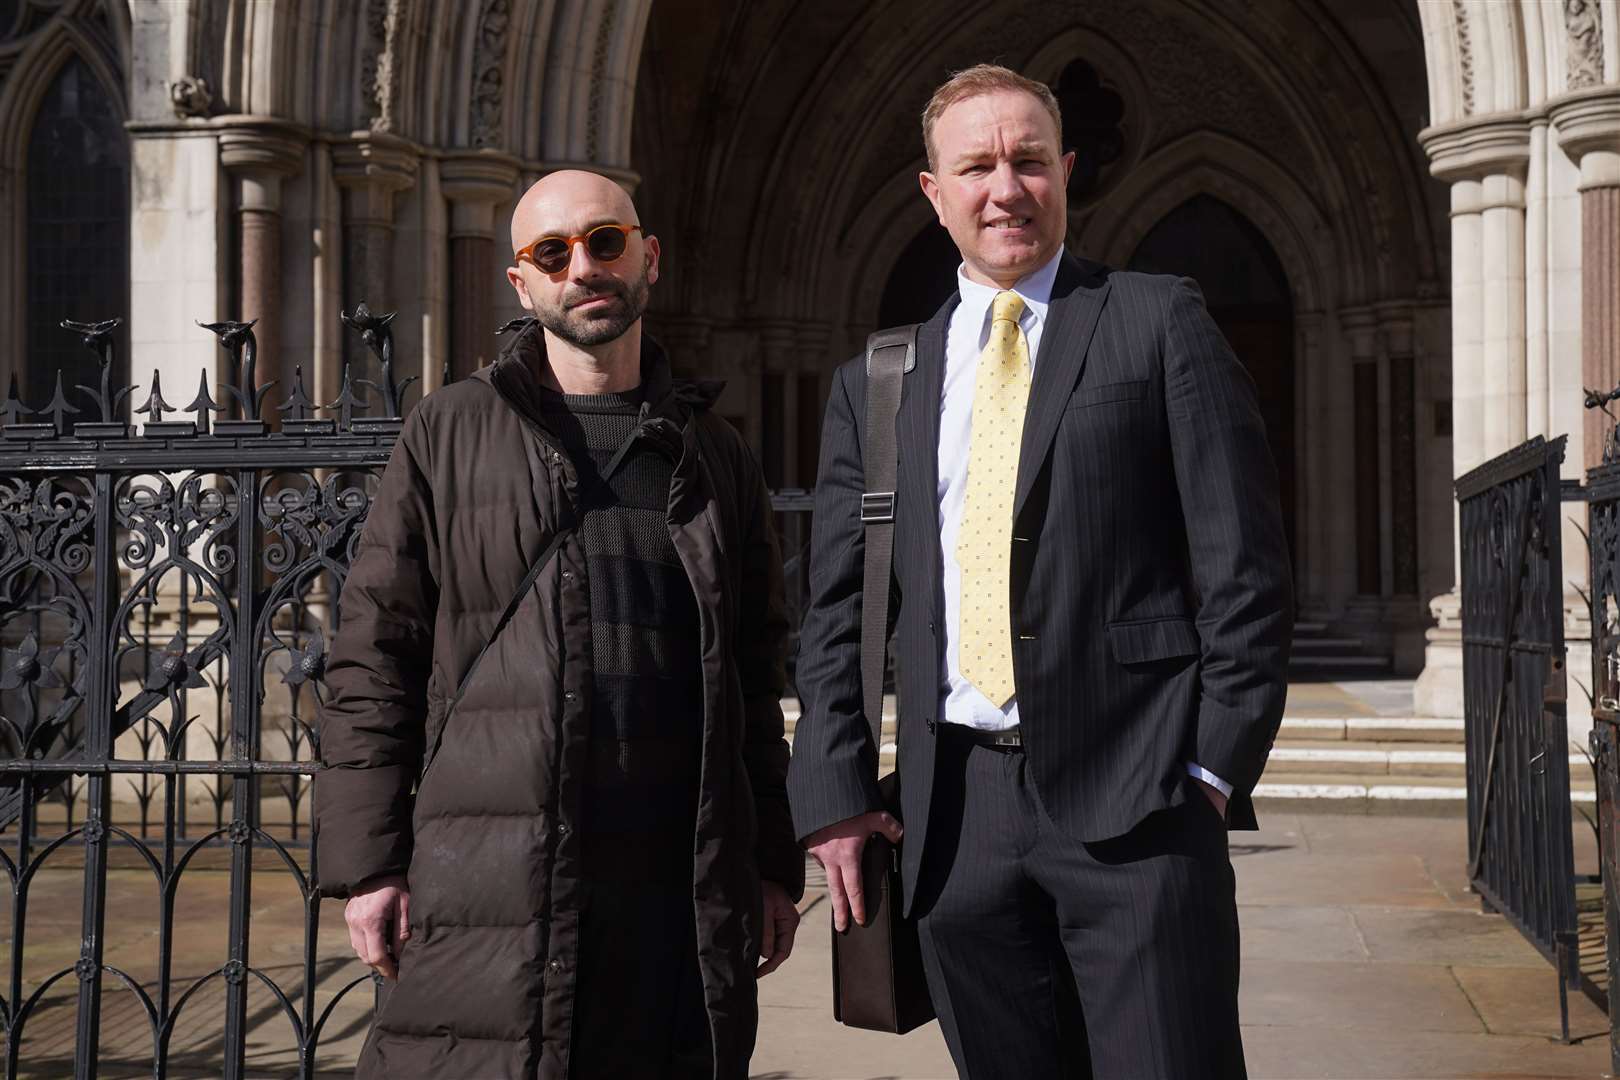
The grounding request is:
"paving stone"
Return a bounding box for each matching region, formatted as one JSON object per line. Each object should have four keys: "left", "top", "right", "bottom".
{"left": 1236, "top": 852, "right": 1456, "bottom": 909}
{"left": 1450, "top": 964, "right": 1612, "bottom": 1041}
{"left": 1239, "top": 905, "right": 1371, "bottom": 963}
{"left": 1239, "top": 958, "right": 1487, "bottom": 1035}
{"left": 1351, "top": 907, "right": 1555, "bottom": 968}
{"left": 1242, "top": 1021, "right": 1612, "bottom": 1079}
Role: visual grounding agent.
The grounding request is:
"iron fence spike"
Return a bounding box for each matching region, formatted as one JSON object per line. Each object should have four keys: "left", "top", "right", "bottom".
{"left": 0, "top": 374, "right": 32, "bottom": 427}
{"left": 135, "top": 370, "right": 176, "bottom": 425}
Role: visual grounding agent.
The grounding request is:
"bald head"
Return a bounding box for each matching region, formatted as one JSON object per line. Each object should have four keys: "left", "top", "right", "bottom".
{"left": 504, "top": 169, "right": 659, "bottom": 353}
{"left": 510, "top": 169, "right": 639, "bottom": 254}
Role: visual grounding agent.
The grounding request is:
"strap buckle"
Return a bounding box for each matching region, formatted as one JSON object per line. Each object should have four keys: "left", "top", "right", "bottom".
{"left": 861, "top": 492, "right": 896, "bottom": 524}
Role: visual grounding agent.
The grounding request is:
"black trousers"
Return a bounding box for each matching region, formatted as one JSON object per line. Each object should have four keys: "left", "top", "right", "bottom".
{"left": 913, "top": 731, "right": 1245, "bottom": 1080}
{"left": 569, "top": 880, "right": 712, "bottom": 1079}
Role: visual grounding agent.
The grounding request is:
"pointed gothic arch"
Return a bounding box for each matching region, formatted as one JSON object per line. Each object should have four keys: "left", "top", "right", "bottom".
{"left": 0, "top": 8, "right": 130, "bottom": 390}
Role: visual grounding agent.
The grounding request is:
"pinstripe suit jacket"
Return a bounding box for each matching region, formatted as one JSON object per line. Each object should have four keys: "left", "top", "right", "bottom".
{"left": 788, "top": 252, "right": 1293, "bottom": 914}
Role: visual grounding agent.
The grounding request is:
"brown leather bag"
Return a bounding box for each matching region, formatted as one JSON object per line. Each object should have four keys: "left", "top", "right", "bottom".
{"left": 829, "top": 326, "right": 936, "bottom": 1035}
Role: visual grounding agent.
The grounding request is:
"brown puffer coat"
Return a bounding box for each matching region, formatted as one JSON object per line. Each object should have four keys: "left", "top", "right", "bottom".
{"left": 315, "top": 322, "right": 803, "bottom": 1079}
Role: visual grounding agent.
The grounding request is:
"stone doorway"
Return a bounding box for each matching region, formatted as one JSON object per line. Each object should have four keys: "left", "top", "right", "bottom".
{"left": 1126, "top": 194, "right": 1298, "bottom": 566}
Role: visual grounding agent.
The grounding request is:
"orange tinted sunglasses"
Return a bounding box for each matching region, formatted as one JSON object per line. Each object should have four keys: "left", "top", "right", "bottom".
{"left": 516, "top": 223, "right": 643, "bottom": 274}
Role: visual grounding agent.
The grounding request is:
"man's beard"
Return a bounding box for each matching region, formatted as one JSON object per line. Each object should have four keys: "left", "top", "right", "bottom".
{"left": 535, "top": 268, "right": 651, "bottom": 347}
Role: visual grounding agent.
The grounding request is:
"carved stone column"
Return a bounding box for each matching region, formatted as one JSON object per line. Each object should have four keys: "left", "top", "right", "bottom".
{"left": 1414, "top": 116, "right": 1533, "bottom": 716}
{"left": 332, "top": 133, "right": 418, "bottom": 318}
{"left": 1552, "top": 89, "right": 1620, "bottom": 471}
{"left": 1294, "top": 312, "right": 1331, "bottom": 619}
{"left": 217, "top": 119, "right": 306, "bottom": 400}
{"left": 441, "top": 153, "right": 520, "bottom": 381}
{"left": 794, "top": 322, "right": 833, "bottom": 488}
{"left": 1342, "top": 307, "right": 1382, "bottom": 598}
{"left": 756, "top": 321, "right": 798, "bottom": 489}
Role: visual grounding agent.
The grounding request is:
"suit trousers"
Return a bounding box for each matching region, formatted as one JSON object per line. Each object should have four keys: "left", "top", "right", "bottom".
{"left": 913, "top": 728, "right": 1245, "bottom": 1080}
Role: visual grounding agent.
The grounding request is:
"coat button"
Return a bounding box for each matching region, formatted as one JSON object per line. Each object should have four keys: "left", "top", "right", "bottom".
{"left": 561, "top": 569, "right": 574, "bottom": 581}
{"left": 563, "top": 690, "right": 576, "bottom": 702}
{"left": 546, "top": 959, "right": 563, "bottom": 975}
{"left": 550, "top": 450, "right": 561, "bottom": 464}
{"left": 557, "top": 822, "right": 570, "bottom": 836}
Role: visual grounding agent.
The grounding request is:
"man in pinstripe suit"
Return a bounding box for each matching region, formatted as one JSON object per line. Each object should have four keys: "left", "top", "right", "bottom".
{"left": 788, "top": 65, "right": 1293, "bottom": 1079}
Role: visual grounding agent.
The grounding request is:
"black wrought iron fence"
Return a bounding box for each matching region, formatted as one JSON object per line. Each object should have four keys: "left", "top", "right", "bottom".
{"left": 1456, "top": 435, "right": 1590, "bottom": 1040}
{"left": 0, "top": 310, "right": 815, "bottom": 1078}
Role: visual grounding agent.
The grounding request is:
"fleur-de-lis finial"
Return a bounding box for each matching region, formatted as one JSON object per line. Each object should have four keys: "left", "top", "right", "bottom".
{"left": 277, "top": 365, "right": 318, "bottom": 422}
{"left": 135, "top": 370, "right": 176, "bottom": 425}
{"left": 0, "top": 374, "right": 31, "bottom": 428}
{"left": 184, "top": 370, "right": 226, "bottom": 434}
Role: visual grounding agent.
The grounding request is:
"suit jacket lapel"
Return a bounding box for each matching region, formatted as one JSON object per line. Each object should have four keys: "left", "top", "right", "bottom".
{"left": 898, "top": 296, "right": 955, "bottom": 620}
{"left": 1014, "top": 254, "right": 1112, "bottom": 520}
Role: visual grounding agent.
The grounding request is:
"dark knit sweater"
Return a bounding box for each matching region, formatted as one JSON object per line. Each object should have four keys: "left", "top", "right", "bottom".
{"left": 540, "top": 386, "right": 704, "bottom": 886}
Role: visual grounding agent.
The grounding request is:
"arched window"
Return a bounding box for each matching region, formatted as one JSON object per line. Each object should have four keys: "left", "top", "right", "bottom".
{"left": 25, "top": 54, "right": 129, "bottom": 409}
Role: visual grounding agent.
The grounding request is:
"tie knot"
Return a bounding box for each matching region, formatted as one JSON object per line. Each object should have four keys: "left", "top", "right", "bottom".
{"left": 991, "top": 291, "right": 1025, "bottom": 326}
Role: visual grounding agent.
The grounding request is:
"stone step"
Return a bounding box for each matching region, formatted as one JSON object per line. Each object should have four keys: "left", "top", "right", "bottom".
{"left": 1277, "top": 716, "right": 1465, "bottom": 743}
{"left": 1290, "top": 637, "right": 1371, "bottom": 653}
{"left": 1264, "top": 740, "right": 1588, "bottom": 778}
{"left": 1252, "top": 771, "right": 1597, "bottom": 816}
{"left": 1293, "top": 621, "right": 1330, "bottom": 635}
{"left": 1288, "top": 654, "right": 1393, "bottom": 671}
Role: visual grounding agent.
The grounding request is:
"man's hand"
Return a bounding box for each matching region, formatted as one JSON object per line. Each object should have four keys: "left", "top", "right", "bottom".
{"left": 804, "top": 810, "right": 904, "bottom": 932}
{"left": 1194, "top": 777, "right": 1229, "bottom": 821}
{"left": 757, "top": 880, "right": 801, "bottom": 978}
{"left": 345, "top": 874, "right": 411, "bottom": 980}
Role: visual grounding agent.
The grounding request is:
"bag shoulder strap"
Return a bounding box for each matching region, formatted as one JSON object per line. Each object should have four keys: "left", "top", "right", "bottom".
{"left": 859, "top": 323, "right": 917, "bottom": 775}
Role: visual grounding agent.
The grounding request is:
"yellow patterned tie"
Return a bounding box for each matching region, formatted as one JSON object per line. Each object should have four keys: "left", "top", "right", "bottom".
{"left": 956, "top": 290, "right": 1030, "bottom": 708}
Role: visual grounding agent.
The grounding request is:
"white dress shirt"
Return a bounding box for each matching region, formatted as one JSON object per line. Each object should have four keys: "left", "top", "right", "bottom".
{"left": 934, "top": 250, "right": 1232, "bottom": 798}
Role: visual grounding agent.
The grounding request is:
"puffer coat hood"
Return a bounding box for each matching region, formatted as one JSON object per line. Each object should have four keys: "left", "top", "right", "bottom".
{"left": 316, "top": 321, "right": 803, "bottom": 1079}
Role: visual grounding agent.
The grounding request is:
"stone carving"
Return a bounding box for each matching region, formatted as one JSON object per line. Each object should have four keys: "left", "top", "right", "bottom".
{"left": 359, "top": 0, "right": 400, "bottom": 133}
{"left": 470, "top": 0, "right": 509, "bottom": 147}
{"left": 169, "top": 75, "right": 213, "bottom": 118}
{"left": 1564, "top": 0, "right": 1604, "bottom": 91}
{"left": 1454, "top": 0, "right": 1475, "bottom": 115}
{"left": 586, "top": 0, "right": 621, "bottom": 162}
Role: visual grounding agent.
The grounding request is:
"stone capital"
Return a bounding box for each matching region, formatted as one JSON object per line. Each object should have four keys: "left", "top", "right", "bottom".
{"left": 1373, "top": 301, "right": 1414, "bottom": 356}
{"left": 1419, "top": 113, "right": 1532, "bottom": 184}
{"left": 332, "top": 132, "right": 420, "bottom": 226}
{"left": 1339, "top": 306, "right": 1380, "bottom": 361}
{"left": 1550, "top": 87, "right": 1620, "bottom": 189}
{"left": 441, "top": 151, "right": 522, "bottom": 238}
{"left": 216, "top": 116, "right": 307, "bottom": 177}
{"left": 216, "top": 117, "right": 307, "bottom": 212}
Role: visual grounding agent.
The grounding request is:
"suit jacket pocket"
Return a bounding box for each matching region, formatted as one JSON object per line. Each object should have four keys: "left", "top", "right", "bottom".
{"left": 1106, "top": 615, "right": 1201, "bottom": 664}
{"left": 1069, "top": 379, "right": 1148, "bottom": 408}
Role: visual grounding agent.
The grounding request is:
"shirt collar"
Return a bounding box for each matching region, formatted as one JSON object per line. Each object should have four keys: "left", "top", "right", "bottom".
{"left": 954, "top": 246, "right": 1065, "bottom": 335}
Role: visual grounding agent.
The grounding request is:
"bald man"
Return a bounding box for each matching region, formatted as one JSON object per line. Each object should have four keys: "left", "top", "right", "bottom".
{"left": 317, "top": 170, "right": 804, "bottom": 1080}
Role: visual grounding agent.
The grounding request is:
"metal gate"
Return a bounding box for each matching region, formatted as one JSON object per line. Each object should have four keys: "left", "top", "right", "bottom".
{"left": 1456, "top": 435, "right": 1585, "bottom": 1033}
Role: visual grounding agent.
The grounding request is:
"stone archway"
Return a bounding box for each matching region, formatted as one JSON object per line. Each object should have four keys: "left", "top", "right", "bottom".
{"left": 1127, "top": 195, "right": 1297, "bottom": 563}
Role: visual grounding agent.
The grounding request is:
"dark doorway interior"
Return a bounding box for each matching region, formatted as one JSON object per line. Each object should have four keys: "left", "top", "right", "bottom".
{"left": 1127, "top": 194, "right": 1297, "bottom": 565}
{"left": 877, "top": 222, "right": 961, "bottom": 329}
